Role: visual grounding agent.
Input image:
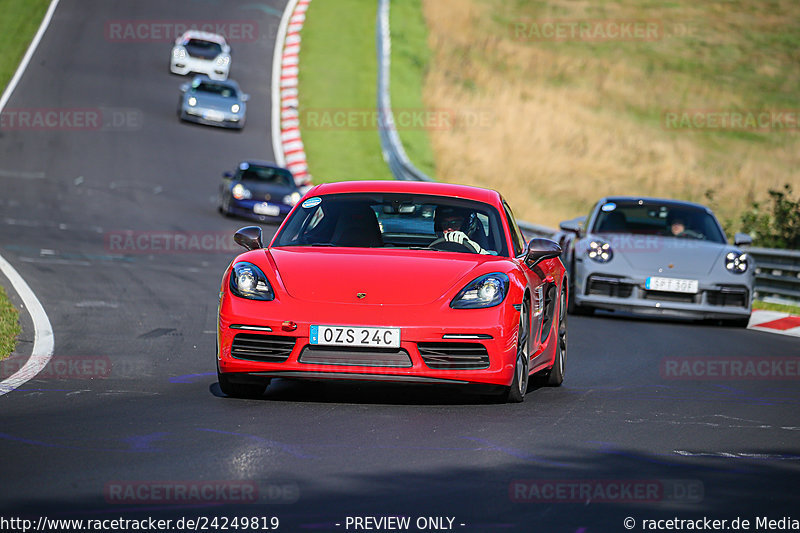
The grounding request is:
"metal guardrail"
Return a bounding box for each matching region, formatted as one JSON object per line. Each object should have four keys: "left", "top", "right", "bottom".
{"left": 376, "top": 0, "right": 432, "bottom": 183}
{"left": 374, "top": 0, "right": 799, "bottom": 302}
{"left": 376, "top": 0, "right": 553, "bottom": 239}
{"left": 747, "top": 247, "right": 800, "bottom": 303}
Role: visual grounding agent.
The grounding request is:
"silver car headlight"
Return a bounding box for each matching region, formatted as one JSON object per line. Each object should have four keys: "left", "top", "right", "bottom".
{"left": 172, "top": 47, "right": 186, "bottom": 60}
{"left": 231, "top": 104, "right": 240, "bottom": 113}
{"left": 587, "top": 239, "right": 613, "bottom": 263}
{"left": 230, "top": 263, "right": 274, "bottom": 301}
{"left": 725, "top": 251, "right": 748, "bottom": 274}
{"left": 232, "top": 184, "right": 252, "bottom": 200}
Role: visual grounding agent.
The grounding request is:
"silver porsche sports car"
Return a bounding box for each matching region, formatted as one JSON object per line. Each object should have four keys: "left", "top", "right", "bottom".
{"left": 556, "top": 197, "right": 754, "bottom": 326}
{"left": 178, "top": 75, "right": 248, "bottom": 129}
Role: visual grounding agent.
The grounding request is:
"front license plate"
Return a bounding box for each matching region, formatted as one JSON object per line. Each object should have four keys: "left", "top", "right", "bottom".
{"left": 310, "top": 325, "right": 401, "bottom": 348}
{"left": 253, "top": 202, "right": 280, "bottom": 216}
{"left": 203, "top": 110, "right": 224, "bottom": 122}
{"left": 645, "top": 276, "right": 699, "bottom": 294}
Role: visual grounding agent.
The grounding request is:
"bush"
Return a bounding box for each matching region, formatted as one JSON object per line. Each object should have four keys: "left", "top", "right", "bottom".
{"left": 739, "top": 184, "right": 800, "bottom": 249}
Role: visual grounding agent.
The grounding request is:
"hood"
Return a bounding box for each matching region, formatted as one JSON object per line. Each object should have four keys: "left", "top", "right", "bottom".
{"left": 238, "top": 181, "right": 296, "bottom": 202}
{"left": 268, "top": 248, "right": 489, "bottom": 305}
{"left": 190, "top": 93, "right": 240, "bottom": 111}
{"left": 585, "top": 233, "right": 726, "bottom": 275}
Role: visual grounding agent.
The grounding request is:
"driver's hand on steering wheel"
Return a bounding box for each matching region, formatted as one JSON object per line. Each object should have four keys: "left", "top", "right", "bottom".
{"left": 444, "top": 231, "right": 485, "bottom": 254}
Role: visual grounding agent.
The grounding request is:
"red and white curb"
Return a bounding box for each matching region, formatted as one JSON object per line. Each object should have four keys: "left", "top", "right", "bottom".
{"left": 271, "top": 0, "right": 312, "bottom": 188}
{"left": 749, "top": 310, "right": 800, "bottom": 337}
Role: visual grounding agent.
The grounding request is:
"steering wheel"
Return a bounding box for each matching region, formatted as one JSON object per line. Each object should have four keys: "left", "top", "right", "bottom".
{"left": 428, "top": 237, "right": 476, "bottom": 253}
{"left": 675, "top": 229, "right": 703, "bottom": 239}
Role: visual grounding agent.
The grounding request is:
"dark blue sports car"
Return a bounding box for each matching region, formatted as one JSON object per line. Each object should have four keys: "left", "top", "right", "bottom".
{"left": 218, "top": 161, "right": 302, "bottom": 222}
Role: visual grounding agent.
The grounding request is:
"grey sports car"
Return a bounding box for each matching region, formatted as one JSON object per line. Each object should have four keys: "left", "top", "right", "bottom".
{"left": 178, "top": 75, "right": 248, "bottom": 129}
{"left": 556, "top": 197, "right": 754, "bottom": 326}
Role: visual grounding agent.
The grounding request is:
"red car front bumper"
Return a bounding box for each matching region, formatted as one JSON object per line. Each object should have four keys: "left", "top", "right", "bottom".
{"left": 217, "top": 291, "right": 529, "bottom": 388}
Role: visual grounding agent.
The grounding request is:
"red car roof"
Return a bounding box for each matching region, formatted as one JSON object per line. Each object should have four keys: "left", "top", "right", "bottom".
{"left": 307, "top": 180, "right": 503, "bottom": 206}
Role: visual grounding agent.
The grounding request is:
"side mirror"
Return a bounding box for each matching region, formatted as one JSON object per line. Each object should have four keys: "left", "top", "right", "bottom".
{"left": 734, "top": 232, "right": 753, "bottom": 246}
{"left": 525, "top": 238, "right": 562, "bottom": 268}
{"left": 223, "top": 171, "right": 233, "bottom": 178}
{"left": 223, "top": 45, "right": 231, "bottom": 54}
{"left": 180, "top": 83, "right": 189, "bottom": 93}
{"left": 241, "top": 94, "right": 250, "bottom": 103}
{"left": 234, "top": 226, "right": 263, "bottom": 251}
{"left": 559, "top": 216, "right": 585, "bottom": 234}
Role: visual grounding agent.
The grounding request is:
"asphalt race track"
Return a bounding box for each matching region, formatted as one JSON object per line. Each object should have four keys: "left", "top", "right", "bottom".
{"left": 1, "top": 1, "right": 799, "bottom": 532}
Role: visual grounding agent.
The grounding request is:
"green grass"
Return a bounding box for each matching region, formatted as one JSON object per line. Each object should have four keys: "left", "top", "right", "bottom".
{"left": 298, "top": 0, "right": 392, "bottom": 182}
{"left": 753, "top": 299, "right": 800, "bottom": 315}
{"left": 0, "top": 286, "right": 21, "bottom": 361}
{"left": 389, "top": 0, "right": 437, "bottom": 178}
{"left": 0, "top": 0, "right": 51, "bottom": 92}
{"left": 298, "top": 0, "right": 435, "bottom": 182}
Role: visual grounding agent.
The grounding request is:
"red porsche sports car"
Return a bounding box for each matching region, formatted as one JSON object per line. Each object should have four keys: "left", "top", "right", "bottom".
{"left": 216, "top": 181, "right": 567, "bottom": 402}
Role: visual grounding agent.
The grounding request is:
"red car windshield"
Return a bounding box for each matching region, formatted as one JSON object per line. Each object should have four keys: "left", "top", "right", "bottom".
{"left": 273, "top": 193, "right": 509, "bottom": 256}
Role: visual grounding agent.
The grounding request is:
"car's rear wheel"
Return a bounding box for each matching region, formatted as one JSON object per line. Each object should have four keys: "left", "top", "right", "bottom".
{"left": 217, "top": 369, "right": 269, "bottom": 398}
{"left": 503, "top": 298, "right": 530, "bottom": 403}
{"left": 546, "top": 288, "right": 567, "bottom": 386}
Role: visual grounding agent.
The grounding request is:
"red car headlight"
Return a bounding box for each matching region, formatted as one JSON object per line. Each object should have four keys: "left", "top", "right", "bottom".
{"left": 229, "top": 262, "right": 274, "bottom": 301}
{"left": 450, "top": 273, "right": 509, "bottom": 309}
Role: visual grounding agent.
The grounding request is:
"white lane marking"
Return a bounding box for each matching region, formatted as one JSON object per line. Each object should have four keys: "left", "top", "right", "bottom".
{"left": 0, "top": 254, "right": 55, "bottom": 396}
{"left": 0, "top": 170, "right": 46, "bottom": 179}
{"left": 0, "top": 0, "right": 62, "bottom": 113}
{"left": 271, "top": 0, "right": 301, "bottom": 168}
{"left": 74, "top": 301, "right": 119, "bottom": 309}
{"left": 674, "top": 450, "right": 800, "bottom": 460}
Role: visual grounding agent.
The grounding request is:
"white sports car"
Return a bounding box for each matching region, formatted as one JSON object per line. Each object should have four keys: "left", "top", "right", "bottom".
{"left": 170, "top": 30, "right": 231, "bottom": 81}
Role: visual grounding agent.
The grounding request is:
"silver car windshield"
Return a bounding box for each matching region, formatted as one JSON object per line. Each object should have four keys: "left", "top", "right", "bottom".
{"left": 591, "top": 201, "right": 726, "bottom": 243}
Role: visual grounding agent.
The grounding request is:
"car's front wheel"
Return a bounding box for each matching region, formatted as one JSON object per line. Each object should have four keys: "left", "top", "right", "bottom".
{"left": 219, "top": 194, "right": 233, "bottom": 217}
{"left": 546, "top": 288, "right": 567, "bottom": 386}
{"left": 503, "top": 298, "right": 530, "bottom": 403}
{"left": 217, "top": 369, "right": 269, "bottom": 398}
{"left": 567, "top": 277, "right": 593, "bottom": 316}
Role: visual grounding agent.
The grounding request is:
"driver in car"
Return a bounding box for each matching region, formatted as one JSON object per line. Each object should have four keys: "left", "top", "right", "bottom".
{"left": 668, "top": 215, "right": 687, "bottom": 237}
{"left": 434, "top": 206, "right": 489, "bottom": 254}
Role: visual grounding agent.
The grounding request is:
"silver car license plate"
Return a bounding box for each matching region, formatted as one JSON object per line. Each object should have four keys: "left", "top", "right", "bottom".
{"left": 645, "top": 276, "right": 699, "bottom": 294}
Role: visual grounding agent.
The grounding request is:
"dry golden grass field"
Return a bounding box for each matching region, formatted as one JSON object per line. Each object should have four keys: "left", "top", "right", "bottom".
{"left": 421, "top": 0, "right": 800, "bottom": 229}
